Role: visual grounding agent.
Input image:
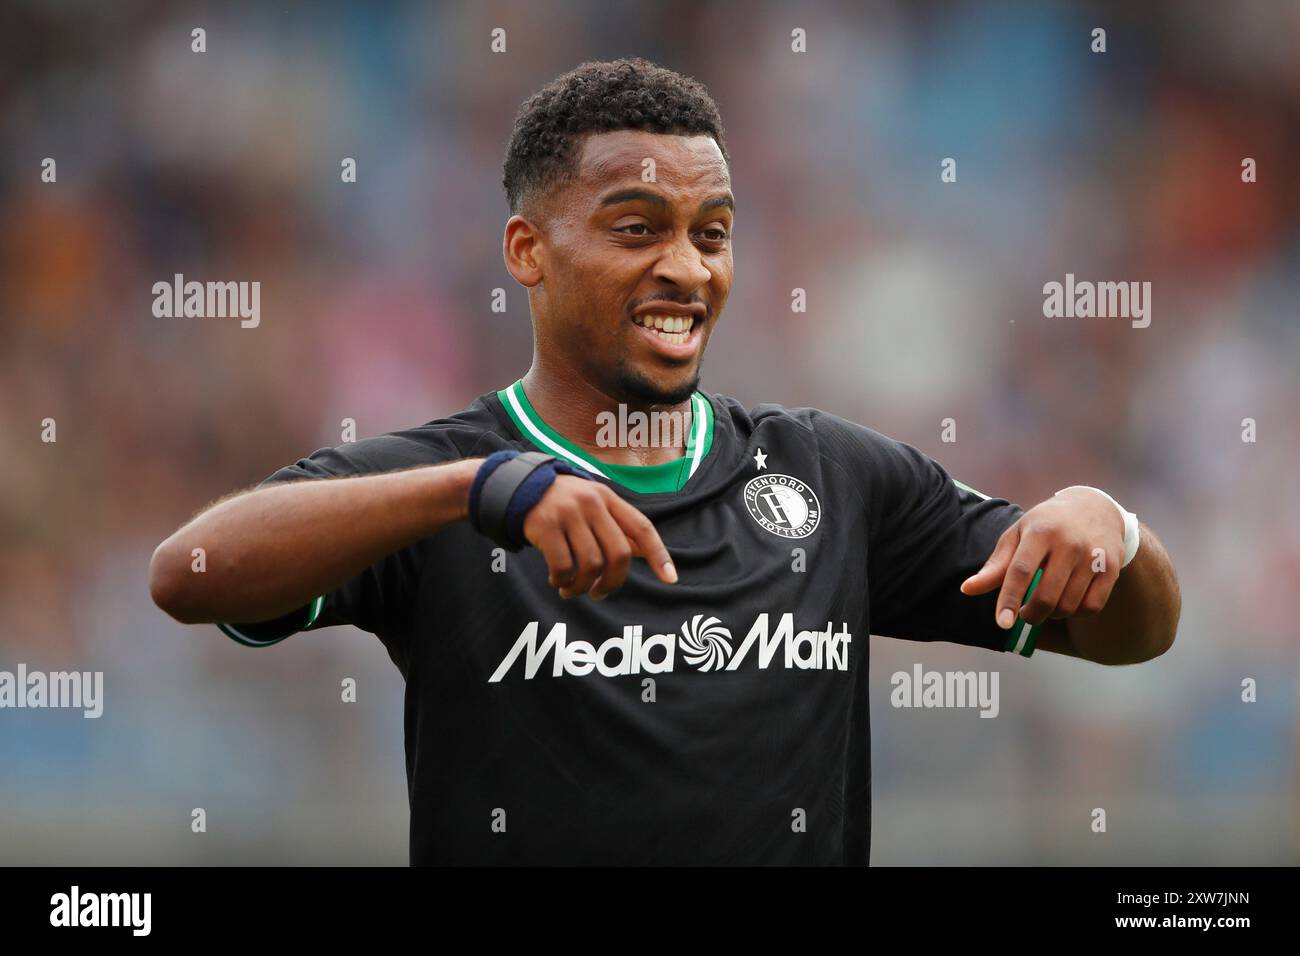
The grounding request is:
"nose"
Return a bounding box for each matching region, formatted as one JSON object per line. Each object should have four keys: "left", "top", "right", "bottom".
{"left": 652, "top": 231, "right": 712, "bottom": 294}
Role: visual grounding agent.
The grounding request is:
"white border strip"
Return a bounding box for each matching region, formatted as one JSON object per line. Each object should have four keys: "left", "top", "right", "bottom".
{"left": 952, "top": 478, "right": 990, "bottom": 501}
{"left": 505, "top": 384, "right": 610, "bottom": 478}
{"left": 1011, "top": 621, "right": 1034, "bottom": 655}
{"left": 687, "top": 393, "right": 707, "bottom": 479}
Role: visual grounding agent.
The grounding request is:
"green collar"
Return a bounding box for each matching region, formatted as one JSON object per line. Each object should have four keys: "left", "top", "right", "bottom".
{"left": 497, "top": 379, "right": 714, "bottom": 494}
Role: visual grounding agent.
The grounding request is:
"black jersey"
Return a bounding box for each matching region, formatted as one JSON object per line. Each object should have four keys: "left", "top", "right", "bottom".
{"left": 219, "top": 380, "right": 1033, "bottom": 865}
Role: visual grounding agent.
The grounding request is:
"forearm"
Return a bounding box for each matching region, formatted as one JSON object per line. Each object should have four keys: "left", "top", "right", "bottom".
{"left": 1060, "top": 522, "right": 1181, "bottom": 664}
{"left": 149, "top": 457, "right": 482, "bottom": 624}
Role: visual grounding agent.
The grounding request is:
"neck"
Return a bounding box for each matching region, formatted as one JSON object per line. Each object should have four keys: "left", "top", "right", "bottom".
{"left": 520, "top": 359, "right": 694, "bottom": 466}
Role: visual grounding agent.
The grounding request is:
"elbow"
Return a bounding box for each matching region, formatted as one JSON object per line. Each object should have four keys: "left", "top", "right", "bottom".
{"left": 1150, "top": 579, "right": 1182, "bottom": 660}
{"left": 1132, "top": 595, "right": 1181, "bottom": 664}
{"left": 1115, "top": 566, "right": 1182, "bottom": 665}
{"left": 1145, "top": 549, "right": 1183, "bottom": 662}
{"left": 1140, "top": 624, "right": 1177, "bottom": 663}
{"left": 1153, "top": 610, "right": 1181, "bottom": 661}
{"left": 149, "top": 539, "right": 203, "bottom": 624}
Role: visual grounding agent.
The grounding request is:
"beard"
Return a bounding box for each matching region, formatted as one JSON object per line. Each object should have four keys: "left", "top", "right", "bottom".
{"left": 611, "top": 358, "right": 701, "bottom": 407}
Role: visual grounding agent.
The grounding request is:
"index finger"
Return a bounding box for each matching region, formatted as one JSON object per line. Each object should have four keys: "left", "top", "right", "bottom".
{"left": 604, "top": 493, "right": 677, "bottom": 584}
{"left": 961, "top": 522, "right": 1021, "bottom": 596}
{"left": 994, "top": 531, "right": 1049, "bottom": 629}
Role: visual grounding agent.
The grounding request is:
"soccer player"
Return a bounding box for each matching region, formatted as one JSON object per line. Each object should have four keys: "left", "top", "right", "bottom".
{"left": 149, "top": 58, "right": 1181, "bottom": 865}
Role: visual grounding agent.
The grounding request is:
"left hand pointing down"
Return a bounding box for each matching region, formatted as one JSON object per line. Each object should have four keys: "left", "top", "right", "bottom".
{"left": 960, "top": 487, "right": 1127, "bottom": 630}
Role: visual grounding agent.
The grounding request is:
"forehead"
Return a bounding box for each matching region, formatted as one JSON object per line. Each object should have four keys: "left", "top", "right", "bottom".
{"left": 573, "top": 130, "right": 731, "bottom": 197}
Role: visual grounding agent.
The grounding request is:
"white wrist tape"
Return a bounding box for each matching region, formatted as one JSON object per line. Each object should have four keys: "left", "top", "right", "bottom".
{"left": 1055, "top": 485, "right": 1140, "bottom": 569}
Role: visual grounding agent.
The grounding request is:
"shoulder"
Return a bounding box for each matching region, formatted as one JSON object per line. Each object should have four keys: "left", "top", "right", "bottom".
{"left": 709, "top": 393, "right": 913, "bottom": 470}
{"left": 262, "top": 392, "right": 504, "bottom": 484}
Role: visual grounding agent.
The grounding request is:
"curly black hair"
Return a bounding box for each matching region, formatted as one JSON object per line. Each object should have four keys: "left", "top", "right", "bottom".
{"left": 502, "top": 57, "right": 729, "bottom": 216}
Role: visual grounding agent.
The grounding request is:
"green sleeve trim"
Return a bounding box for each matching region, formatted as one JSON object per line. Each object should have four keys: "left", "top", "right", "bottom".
{"left": 952, "top": 478, "right": 991, "bottom": 501}
{"left": 1003, "top": 568, "right": 1043, "bottom": 657}
{"left": 217, "top": 594, "right": 325, "bottom": 648}
{"left": 217, "top": 620, "right": 294, "bottom": 648}
{"left": 304, "top": 594, "right": 325, "bottom": 628}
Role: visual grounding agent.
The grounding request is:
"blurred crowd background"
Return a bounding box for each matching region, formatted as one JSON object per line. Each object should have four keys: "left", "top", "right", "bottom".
{"left": 1, "top": 0, "right": 1296, "bottom": 864}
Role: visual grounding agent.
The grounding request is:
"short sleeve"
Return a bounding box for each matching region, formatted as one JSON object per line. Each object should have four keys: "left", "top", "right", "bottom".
{"left": 217, "top": 433, "right": 453, "bottom": 649}
{"left": 813, "top": 412, "right": 1028, "bottom": 654}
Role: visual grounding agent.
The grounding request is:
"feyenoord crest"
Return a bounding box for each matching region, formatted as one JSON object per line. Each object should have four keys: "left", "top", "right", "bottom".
{"left": 743, "top": 473, "right": 821, "bottom": 538}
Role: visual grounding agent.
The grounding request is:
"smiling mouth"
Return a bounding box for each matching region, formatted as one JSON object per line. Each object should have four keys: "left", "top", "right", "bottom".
{"left": 630, "top": 312, "right": 699, "bottom": 346}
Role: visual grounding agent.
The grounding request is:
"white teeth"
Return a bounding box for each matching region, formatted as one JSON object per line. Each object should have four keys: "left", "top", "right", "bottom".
{"left": 633, "top": 314, "right": 696, "bottom": 343}
{"left": 635, "top": 314, "right": 694, "bottom": 333}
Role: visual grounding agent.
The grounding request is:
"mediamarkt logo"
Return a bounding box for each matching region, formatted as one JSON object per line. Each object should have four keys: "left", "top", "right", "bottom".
{"left": 488, "top": 612, "right": 853, "bottom": 682}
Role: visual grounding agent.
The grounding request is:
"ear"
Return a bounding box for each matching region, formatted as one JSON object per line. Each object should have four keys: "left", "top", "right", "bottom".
{"left": 503, "top": 215, "right": 544, "bottom": 287}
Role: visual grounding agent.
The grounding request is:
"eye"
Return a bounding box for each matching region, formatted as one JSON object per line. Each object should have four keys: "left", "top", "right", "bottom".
{"left": 699, "top": 227, "right": 729, "bottom": 242}
{"left": 615, "top": 223, "right": 652, "bottom": 237}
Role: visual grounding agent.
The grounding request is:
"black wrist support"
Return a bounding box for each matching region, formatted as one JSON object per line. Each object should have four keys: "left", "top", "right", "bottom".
{"left": 468, "top": 450, "right": 593, "bottom": 551}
